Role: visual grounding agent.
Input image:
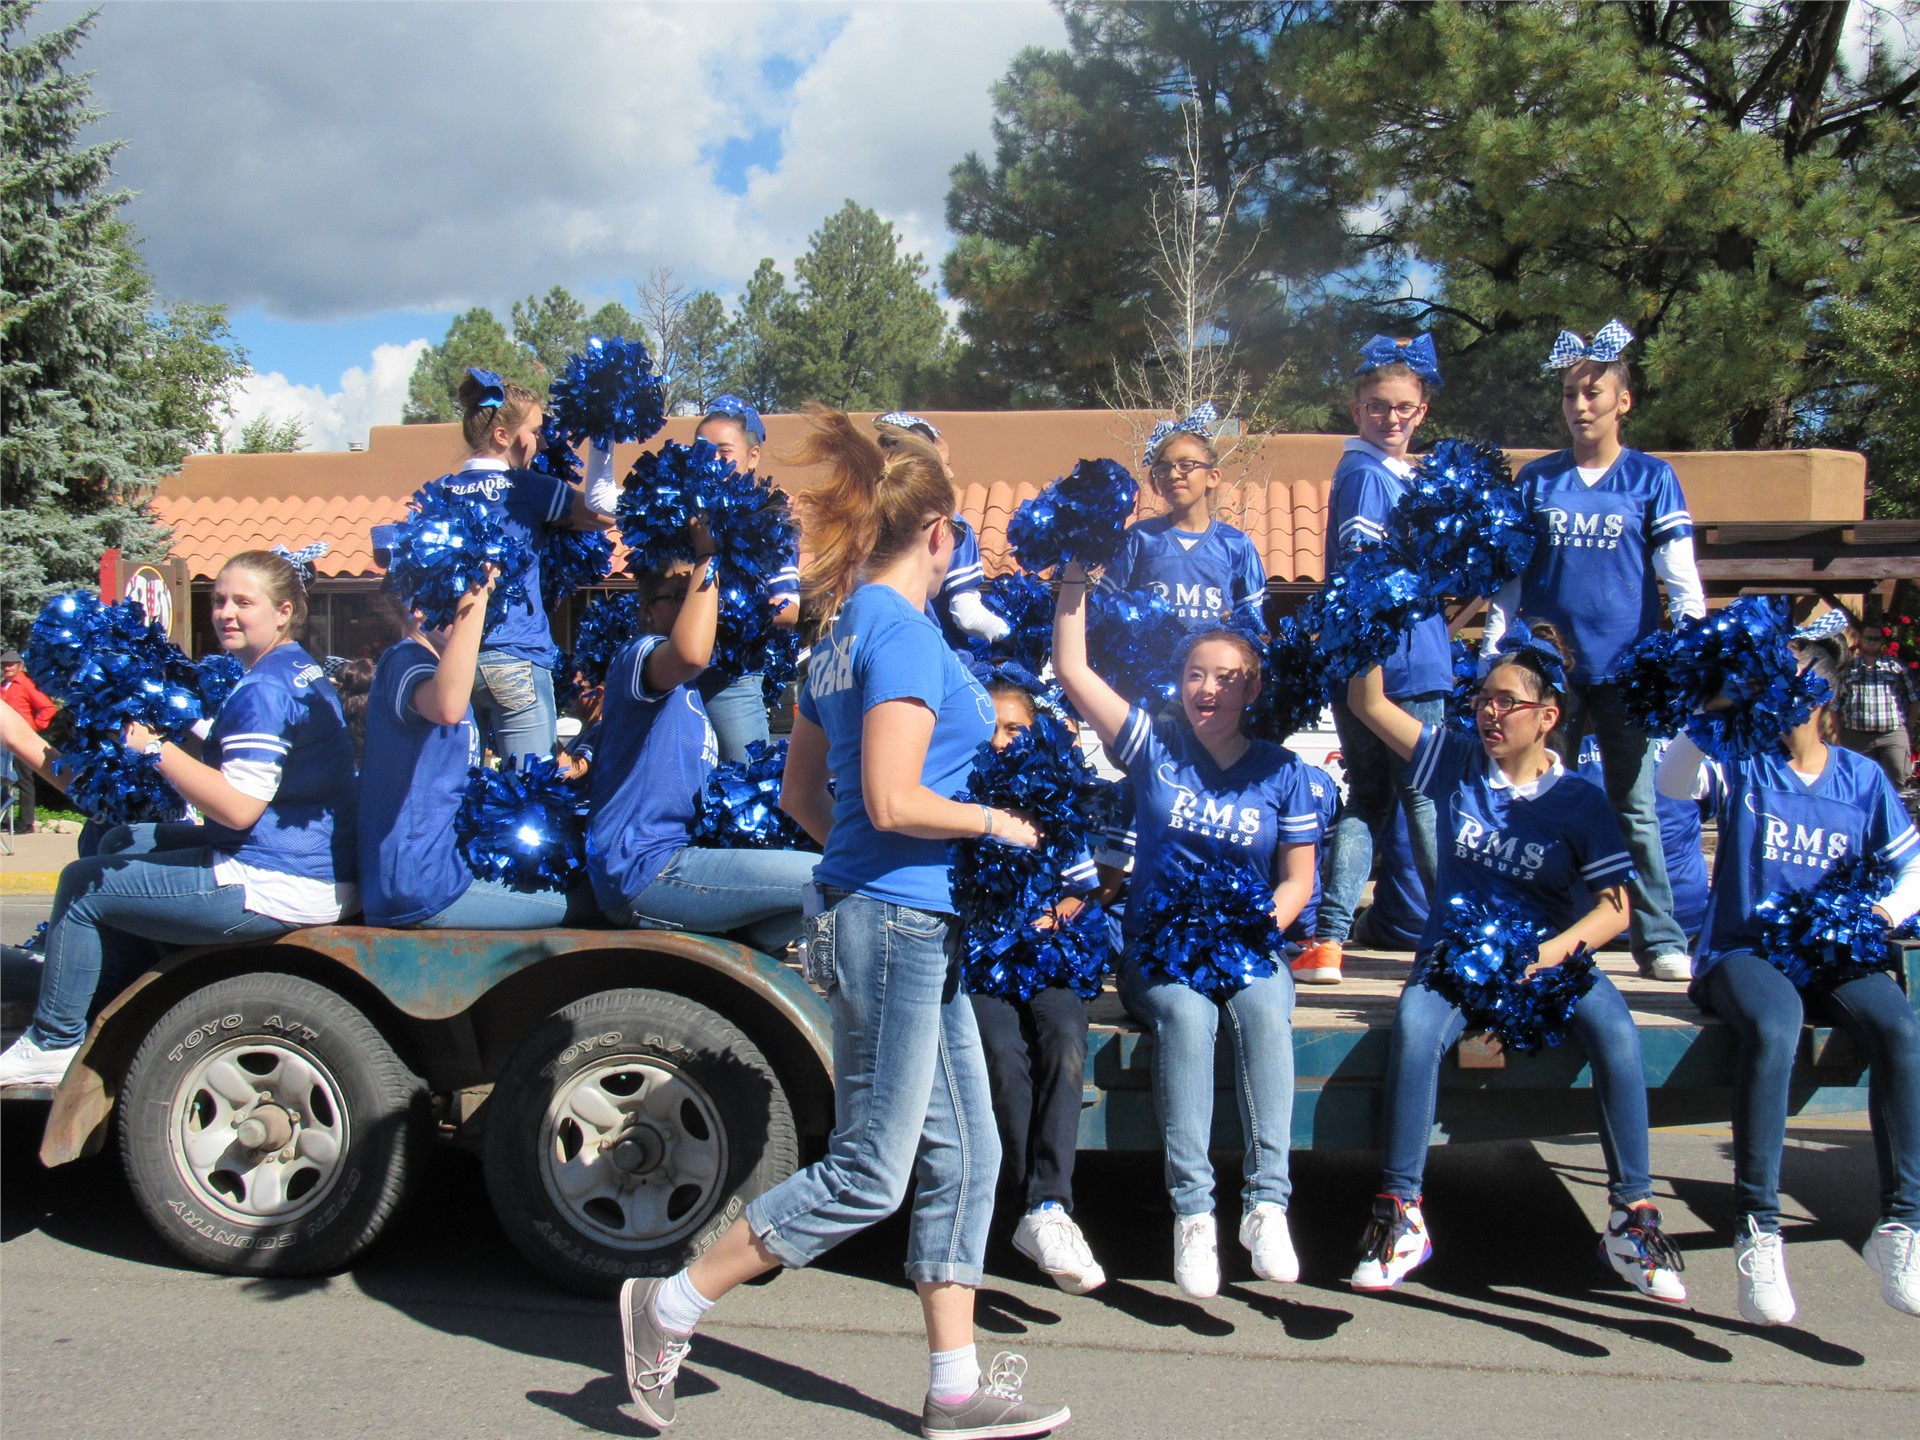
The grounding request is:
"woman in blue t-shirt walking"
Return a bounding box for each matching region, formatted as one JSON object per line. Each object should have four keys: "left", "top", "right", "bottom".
{"left": 1341, "top": 627, "right": 1685, "bottom": 1302}
{"left": 610, "top": 411, "right": 1071, "bottom": 1439}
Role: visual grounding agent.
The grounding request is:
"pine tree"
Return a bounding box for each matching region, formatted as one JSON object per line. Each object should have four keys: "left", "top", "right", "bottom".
{"left": 721, "top": 258, "right": 790, "bottom": 410}
{"left": 402, "top": 307, "right": 544, "bottom": 423}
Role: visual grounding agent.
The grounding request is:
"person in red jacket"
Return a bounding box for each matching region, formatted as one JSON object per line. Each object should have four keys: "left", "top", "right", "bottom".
{"left": 0, "top": 650, "right": 55, "bottom": 834}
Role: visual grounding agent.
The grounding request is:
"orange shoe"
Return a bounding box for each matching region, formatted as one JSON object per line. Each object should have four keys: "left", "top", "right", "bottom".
{"left": 1292, "top": 938, "right": 1343, "bottom": 985}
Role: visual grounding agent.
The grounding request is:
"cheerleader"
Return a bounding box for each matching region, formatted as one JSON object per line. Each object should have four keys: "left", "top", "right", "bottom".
{"left": 613, "top": 411, "right": 1069, "bottom": 1439}
{"left": 1054, "top": 560, "right": 1318, "bottom": 1298}
{"left": 1656, "top": 643, "right": 1920, "bottom": 1322}
{"left": 1342, "top": 627, "right": 1685, "bottom": 1301}
{"left": 0, "top": 550, "right": 358, "bottom": 1086}
{"left": 875, "top": 413, "right": 1010, "bottom": 655}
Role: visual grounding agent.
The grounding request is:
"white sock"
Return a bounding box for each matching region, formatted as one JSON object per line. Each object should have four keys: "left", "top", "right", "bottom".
{"left": 652, "top": 1270, "right": 715, "bottom": 1336}
{"left": 928, "top": 1344, "right": 981, "bottom": 1401}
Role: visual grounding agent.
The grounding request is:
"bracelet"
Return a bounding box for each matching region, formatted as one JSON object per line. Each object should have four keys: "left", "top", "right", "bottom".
{"left": 980, "top": 805, "right": 994, "bottom": 838}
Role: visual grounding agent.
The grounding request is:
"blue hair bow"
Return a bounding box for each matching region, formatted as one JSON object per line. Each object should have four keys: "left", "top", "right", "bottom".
{"left": 705, "top": 393, "right": 766, "bottom": 443}
{"left": 1354, "top": 333, "right": 1443, "bottom": 387}
{"left": 1146, "top": 401, "right": 1219, "bottom": 466}
{"left": 876, "top": 410, "right": 940, "bottom": 441}
{"left": 270, "top": 541, "right": 330, "bottom": 583}
{"left": 466, "top": 366, "right": 507, "bottom": 408}
{"left": 1493, "top": 631, "right": 1567, "bottom": 694}
{"left": 985, "top": 661, "right": 1070, "bottom": 723}
{"left": 1543, "top": 319, "right": 1635, "bottom": 371}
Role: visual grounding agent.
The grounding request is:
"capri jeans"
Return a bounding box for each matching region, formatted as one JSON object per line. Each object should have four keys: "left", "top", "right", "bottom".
{"left": 1118, "top": 957, "right": 1296, "bottom": 1217}
{"left": 1317, "top": 696, "right": 1445, "bottom": 943}
{"left": 612, "top": 844, "right": 817, "bottom": 954}
{"left": 970, "top": 986, "right": 1089, "bottom": 1212}
{"left": 1380, "top": 971, "right": 1654, "bottom": 1208}
{"left": 471, "top": 650, "right": 557, "bottom": 761}
{"left": 746, "top": 890, "right": 1000, "bottom": 1286}
{"left": 1701, "top": 951, "right": 1920, "bottom": 1230}
{"left": 417, "top": 875, "right": 599, "bottom": 929}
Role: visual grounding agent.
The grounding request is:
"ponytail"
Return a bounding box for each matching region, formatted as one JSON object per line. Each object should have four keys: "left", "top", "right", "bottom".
{"left": 456, "top": 368, "right": 541, "bottom": 452}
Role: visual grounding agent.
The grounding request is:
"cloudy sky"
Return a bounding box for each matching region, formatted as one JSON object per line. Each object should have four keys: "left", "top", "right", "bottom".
{"left": 45, "top": 1, "right": 1067, "bottom": 450}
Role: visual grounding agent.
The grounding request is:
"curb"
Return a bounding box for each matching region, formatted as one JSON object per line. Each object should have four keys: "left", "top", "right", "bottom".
{"left": 1, "top": 874, "right": 62, "bottom": 895}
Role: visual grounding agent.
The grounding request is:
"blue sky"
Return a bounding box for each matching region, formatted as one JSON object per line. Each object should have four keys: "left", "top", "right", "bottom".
{"left": 51, "top": 1, "right": 1065, "bottom": 446}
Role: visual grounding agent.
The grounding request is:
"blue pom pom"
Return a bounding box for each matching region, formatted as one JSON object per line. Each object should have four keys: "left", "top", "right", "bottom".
{"left": 194, "top": 654, "right": 245, "bottom": 716}
{"left": 1756, "top": 851, "right": 1903, "bottom": 989}
{"left": 55, "top": 743, "right": 187, "bottom": 826}
{"left": 1416, "top": 894, "right": 1599, "bottom": 1053}
{"left": 1392, "top": 439, "right": 1532, "bottom": 599}
{"left": 529, "top": 413, "right": 583, "bottom": 482}
{"left": 384, "top": 486, "right": 530, "bottom": 629}
{"left": 547, "top": 335, "right": 666, "bottom": 448}
{"left": 567, "top": 593, "right": 643, "bottom": 690}
{"left": 967, "top": 571, "right": 1055, "bottom": 674}
{"left": 1617, "top": 628, "right": 1695, "bottom": 738}
{"left": 1619, "top": 596, "right": 1828, "bottom": 755}
{"left": 759, "top": 625, "right": 802, "bottom": 704}
{"left": 455, "top": 753, "right": 589, "bottom": 893}
{"left": 1445, "top": 635, "right": 1481, "bottom": 735}
{"left": 1133, "top": 855, "right": 1283, "bottom": 998}
{"left": 691, "top": 739, "right": 820, "bottom": 853}
{"left": 1246, "top": 611, "right": 1328, "bottom": 742}
{"left": 540, "top": 527, "right": 615, "bottom": 612}
{"left": 1302, "top": 547, "right": 1429, "bottom": 683}
{"left": 1088, "top": 586, "right": 1189, "bottom": 706}
{"left": 1006, "top": 459, "right": 1139, "bottom": 574}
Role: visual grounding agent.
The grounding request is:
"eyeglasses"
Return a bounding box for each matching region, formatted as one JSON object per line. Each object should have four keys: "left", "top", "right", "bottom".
{"left": 923, "top": 515, "right": 965, "bottom": 544}
{"left": 1149, "top": 458, "right": 1215, "bottom": 481}
{"left": 1471, "top": 693, "right": 1546, "bottom": 717}
{"left": 1361, "top": 401, "right": 1424, "bottom": 421}
{"left": 646, "top": 585, "right": 689, "bottom": 608}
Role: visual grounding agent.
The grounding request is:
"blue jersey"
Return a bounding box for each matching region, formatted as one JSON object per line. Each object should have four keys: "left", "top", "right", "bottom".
{"left": 801, "top": 583, "right": 995, "bottom": 913}
{"left": 1408, "top": 725, "right": 1635, "bottom": 955}
{"left": 1286, "top": 756, "right": 1343, "bottom": 943}
{"left": 1514, "top": 448, "right": 1693, "bottom": 683}
{"left": 1110, "top": 705, "right": 1322, "bottom": 949}
{"left": 1101, "top": 515, "right": 1267, "bottom": 630}
{"left": 927, "top": 515, "right": 985, "bottom": 652}
{"left": 1577, "top": 735, "right": 1708, "bottom": 937}
{"left": 203, "top": 643, "right": 357, "bottom": 884}
{"left": 586, "top": 635, "right": 718, "bottom": 911}
{"left": 357, "top": 639, "right": 481, "bottom": 926}
{"left": 1696, "top": 745, "right": 1918, "bottom": 976}
{"left": 768, "top": 535, "right": 801, "bottom": 622}
{"left": 429, "top": 460, "right": 573, "bottom": 665}
{"left": 1330, "top": 443, "right": 1451, "bottom": 697}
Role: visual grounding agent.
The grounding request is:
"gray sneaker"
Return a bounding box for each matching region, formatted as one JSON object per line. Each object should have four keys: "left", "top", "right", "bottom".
{"left": 619, "top": 1276, "right": 693, "bottom": 1428}
{"left": 921, "top": 1352, "right": 1070, "bottom": 1439}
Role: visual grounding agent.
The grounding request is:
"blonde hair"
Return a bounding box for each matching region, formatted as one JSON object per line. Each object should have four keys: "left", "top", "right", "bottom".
{"left": 456, "top": 371, "right": 542, "bottom": 451}
{"left": 220, "top": 550, "right": 309, "bottom": 639}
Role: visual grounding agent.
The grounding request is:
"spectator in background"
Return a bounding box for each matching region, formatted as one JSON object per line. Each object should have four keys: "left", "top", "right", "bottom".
{"left": 1, "top": 650, "right": 56, "bottom": 834}
{"left": 1836, "top": 622, "right": 1917, "bottom": 791}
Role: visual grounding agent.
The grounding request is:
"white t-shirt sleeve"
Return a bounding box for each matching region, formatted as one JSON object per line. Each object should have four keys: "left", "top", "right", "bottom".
{"left": 583, "top": 442, "right": 619, "bottom": 516}
{"left": 1653, "top": 537, "right": 1707, "bottom": 623}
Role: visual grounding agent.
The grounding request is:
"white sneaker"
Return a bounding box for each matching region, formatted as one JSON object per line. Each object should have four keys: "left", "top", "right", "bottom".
{"left": 1599, "top": 1202, "right": 1687, "bottom": 1302}
{"left": 0, "top": 1032, "right": 79, "bottom": 1087}
{"left": 1648, "top": 953, "right": 1693, "bottom": 982}
{"left": 1239, "top": 1201, "right": 1300, "bottom": 1283}
{"left": 1350, "top": 1194, "right": 1433, "bottom": 1290}
{"left": 1012, "top": 1203, "right": 1106, "bottom": 1295}
{"left": 1173, "top": 1212, "right": 1220, "bottom": 1298}
{"left": 1863, "top": 1221, "right": 1920, "bottom": 1317}
{"left": 1734, "top": 1218, "right": 1797, "bottom": 1325}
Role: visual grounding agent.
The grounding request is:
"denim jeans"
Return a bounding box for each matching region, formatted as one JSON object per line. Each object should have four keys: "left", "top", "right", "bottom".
{"left": 1553, "top": 682, "right": 1689, "bottom": 964}
{"left": 971, "top": 987, "right": 1088, "bottom": 1212}
{"left": 1379, "top": 971, "right": 1653, "bottom": 1207}
{"left": 28, "top": 845, "right": 292, "bottom": 1049}
{"left": 746, "top": 890, "right": 1000, "bottom": 1285}
{"left": 1702, "top": 952, "right": 1920, "bottom": 1230}
{"left": 1117, "top": 958, "right": 1296, "bottom": 1216}
{"left": 417, "top": 875, "right": 599, "bottom": 929}
{"left": 612, "top": 844, "right": 817, "bottom": 954}
{"left": 698, "top": 671, "right": 772, "bottom": 764}
{"left": 1318, "top": 696, "right": 1445, "bottom": 943}
{"left": 472, "top": 650, "right": 557, "bottom": 761}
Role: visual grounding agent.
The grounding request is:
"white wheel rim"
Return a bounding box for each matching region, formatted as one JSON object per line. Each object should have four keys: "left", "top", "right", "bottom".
{"left": 537, "top": 1057, "right": 728, "bottom": 1251}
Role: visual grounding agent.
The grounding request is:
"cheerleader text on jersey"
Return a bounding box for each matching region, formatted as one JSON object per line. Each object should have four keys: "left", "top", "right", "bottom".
{"left": 432, "top": 458, "right": 573, "bottom": 664}
{"left": 586, "top": 635, "right": 719, "bottom": 912}
{"left": 357, "top": 640, "right": 482, "bottom": 926}
{"left": 1513, "top": 449, "right": 1694, "bottom": 682}
{"left": 1110, "top": 705, "right": 1322, "bottom": 949}
{"left": 1408, "top": 725, "right": 1635, "bottom": 954}
{"left": 1100, "top": 516, "right": 1267, "bottom": 629}
{"left": 1330, "top": 441, "right": 1452, "bottom": 698}
{"left": 800, "top": 584, "right": 995, "bottom": 914}
{"left": 1696, "top": 746, "right": 1919, "bottom": 976}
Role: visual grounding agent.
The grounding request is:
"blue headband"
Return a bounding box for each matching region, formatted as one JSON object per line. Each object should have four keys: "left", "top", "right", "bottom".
{"left": 271, "top": 541, "right": 329, "bottom": 584}
{"left": 704, "top": 393, "right": 766, "bottom": 443}
{"left": 876, "top": 410, "right": 940, "bottom": 441}
{"left": 1353, "top": 333, "right": 1442, "bottom": 387}
{"left": 1146, "top": 402, "right": 1219, "bottom": 466}
{"left": 466, "top": 367, "right": 507, "bottom": 409}
{"left": 1493, "top": 631, "right": 1567, "bottom": 694}
{"left": 1544, "top": 319, "right": 1634, "bottom": 371}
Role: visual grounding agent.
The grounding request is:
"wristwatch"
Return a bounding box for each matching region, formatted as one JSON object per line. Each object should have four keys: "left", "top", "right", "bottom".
{"left": 140, "top": 737, "right": 164, "bottom": 758}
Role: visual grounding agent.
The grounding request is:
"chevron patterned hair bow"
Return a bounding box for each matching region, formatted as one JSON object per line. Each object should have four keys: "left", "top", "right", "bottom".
{"left": 270, "top": 541, "right": 330, "bottom": 584}
{"left": 1791, "top": 609, "right": 1852, "bottom": 644}
{"left": 1493, "top": 630, "right": 1567, "bottom": 695}
{"left": 1354, "top": 333, "right": 1443, "bottom": 387}
{"left": 465, "top": 367, "right": 507, "bottom": 408}
{"left": 1145, "top": 401, "right": 1219, "bottom": 466}
{"left": 876, "top": 410, "right": 940, "bottom": 441}
{"left": 1543, "top": 319, "right": 1635, "bottom": 371}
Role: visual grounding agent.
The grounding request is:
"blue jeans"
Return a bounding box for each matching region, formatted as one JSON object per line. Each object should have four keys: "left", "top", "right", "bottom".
{"left": 1554, "top": 683, "right": 1689, "bottom": 964}
{"left": 1117, "top": 958, "right": 1296, "bottom": 1216}
{"left": 417, "top": 876, "right": 598, "bottom": 929}
{"left": 1318, "top": 696, "right": 1444, "bottom": 943}
{"left": 472, "top": 651, "right": 557, "bottom": 761}
{"left": 612, "top": 844, "right": 817, "bottom": 954}
{"left": 699, "top": 671, "right": 771, "bottom": 764}
{"left": 746, "top": 890, "right": 999, "bottom": 1285}
{"left": 28, "top": 845, "right": 291, "bottom": 1049}
{"left": 1381, "top": 971, "right": 1653, "bottom": 1207}
{"left": 1702, "top": 952, "right": 1920, "bottom": 1229}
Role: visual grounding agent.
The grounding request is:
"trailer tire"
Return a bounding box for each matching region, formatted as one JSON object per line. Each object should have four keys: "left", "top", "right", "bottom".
{"left": 482, "top": 987, "right": 799, "bottom": 1295}
{"left": 120, "top": 973, "right": 428, "bottom": 1275}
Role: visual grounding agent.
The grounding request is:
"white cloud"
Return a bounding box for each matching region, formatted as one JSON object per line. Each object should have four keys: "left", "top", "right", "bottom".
{"left": 223, "top": 340, "right": 430, "bottom": 454}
